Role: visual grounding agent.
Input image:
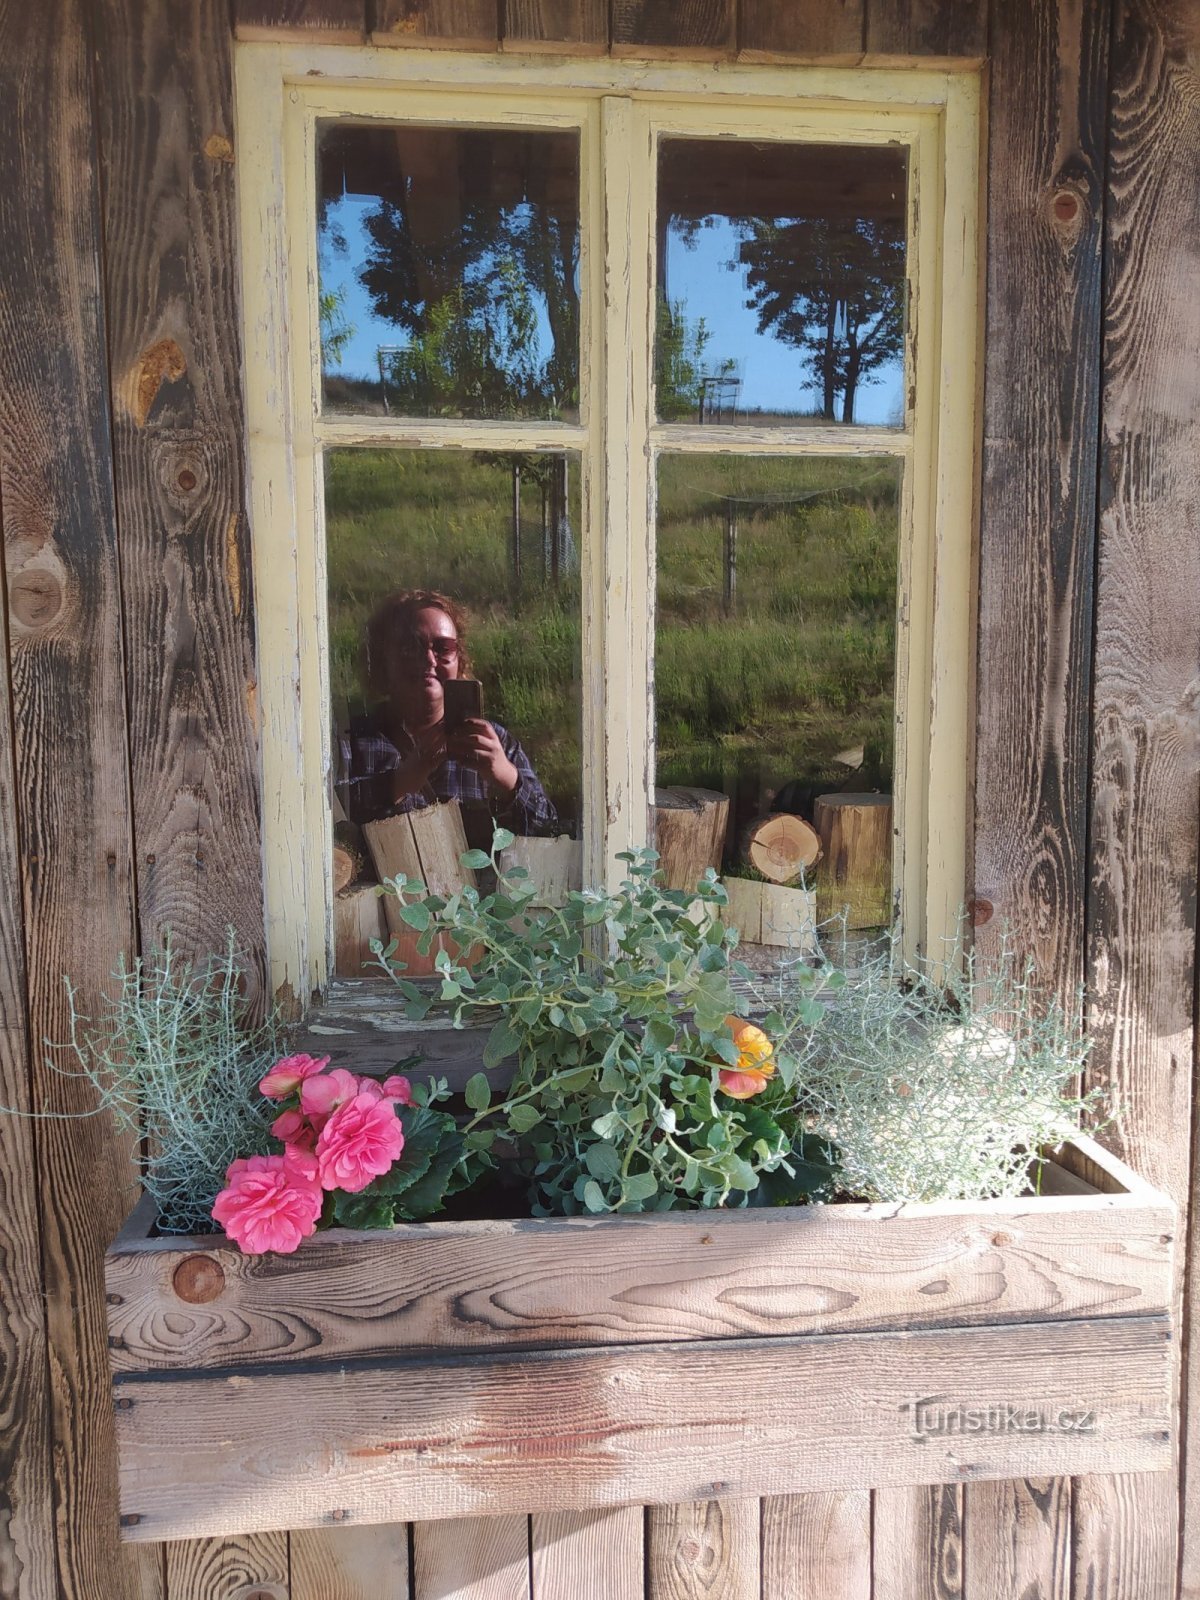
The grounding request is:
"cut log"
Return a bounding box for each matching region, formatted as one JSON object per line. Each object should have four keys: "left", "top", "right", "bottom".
{"left": 739, "top": 812, "right": 822, "bottom": 884}
{"left": 334, "top": 884, "right": 388, "bottom": 979}
{"left": 653, "top": 786, "right": 730, "bottom": 892}
{"left": 332, "top": 820, "right": 368, "bottom": 895}
{"left": 363, "top": 803, "right": 476, "bottom": 977}
{"left": 814, "top": 794, "right": 893, "bottom": 929}
{"left": 719, "top": 878, "right": 818, "bottom": 953}
{"left": 499, "top": 835, "right": 582, "bottom": 907}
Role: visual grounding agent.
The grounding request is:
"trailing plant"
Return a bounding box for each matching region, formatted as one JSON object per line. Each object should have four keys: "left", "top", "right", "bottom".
{"left": 50, "top": 935, "right": 281, "bottom": 1234}
{"left": 797, "top": 941, "right": 1101, "bottom": 1204}
{"left": 377, "top": 830, "right": 837, "bottom": 1216}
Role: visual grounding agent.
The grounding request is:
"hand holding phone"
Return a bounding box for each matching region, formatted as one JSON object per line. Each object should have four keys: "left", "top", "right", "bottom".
{"left": 441, "top": 678, "right": 483, "bottom": 732}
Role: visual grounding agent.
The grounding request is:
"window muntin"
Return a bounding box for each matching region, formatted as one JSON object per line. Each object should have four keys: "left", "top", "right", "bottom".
{"left": 237, "top": 52, "right": 980, "bottom": 999}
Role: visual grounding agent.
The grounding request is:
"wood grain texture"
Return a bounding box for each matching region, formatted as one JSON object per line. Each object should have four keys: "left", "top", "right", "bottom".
{"left": 531, "top": 1506, "right": 644, "bottom": 1598}
{"left": 105, "top": 1173, "right": 1173, "bottom": 1373}
{"left": 503, "top": 0, "right": 607, "bottom": 52}
{"left": 373, "top": 0, "right": 500, "bottom": 49}
{"left": 94, "top": 0, "right": 266, "bottom": 1007}
{"left": 647, "top": 1498, "right": 759, "bottom": 1599}
{"left": 0, "top": 495, "right": 56, "bottom": 1598}
{"left": 164, "top": 1530, "right": 289, "bottom": 1600}
{"left": 112, "top": 1316, "right": 1172, "bottom": 1540}
{"left": 611, "top": 0, "right": 735, "bottom": 57}
{"left": 0, "top": 2, "right": 152, "bottom": 1596}
{"left": 413, "top": 1514, "right": 531, "bottom": 1600}
{"left": 1071, "top": 1472, "right": 1176, "bottom": 1600}
{"left": 873, "top": 1486, "right": 963, "bottom": 1600}
{"left": 972, "top": 0, "right": 1109, "bottom": 996}
{"left": 234, "top": 0, "right": 367, "bottom": 40}
{"left": 760, "top": 1492, "right": 870, "bottom": 1600}
{"left": 864, "top": 0, "right": 987, "bottom": 57}
{"left": 290, "top": 1521, "right": 410, "bottom": 1598}
{"left": 739, "top": 0, "right": 864, "bottom": 59}
{"left": 963, "top": 1477, "right": 1070, "bottom": 1599}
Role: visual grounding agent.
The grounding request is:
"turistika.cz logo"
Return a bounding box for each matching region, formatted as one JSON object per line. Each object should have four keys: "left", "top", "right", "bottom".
{"left": 904, "top": 1396, "right": 1097, "bottom": 1441}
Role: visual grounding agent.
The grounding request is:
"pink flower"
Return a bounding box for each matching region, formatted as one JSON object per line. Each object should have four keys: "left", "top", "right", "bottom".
{"left": 300, "top": 1067, "right": 361, "bottom": 1131}
{"left": 315, "top": 1092, "right": 405, "bottom": 1193}
{"left": 271, "top": 1108, "right": 316, "bottom": 1150}
{"left": 211, "top": 1153, "right": 323, "bottom": 1255}
{"left": 259, "top": 1053, "right": 330, "bottom": 1100}
{"left": 382, "top": 1075, "right": 414, "bottom": 1106}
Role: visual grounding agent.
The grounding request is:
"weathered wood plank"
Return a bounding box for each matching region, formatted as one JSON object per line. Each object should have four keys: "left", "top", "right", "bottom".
{"left": 503, "top": 0, "right": 608, "bottom": 53}
{"left": 106, "top": 1173, "right": 1172, "bottom": 1373}
{"left": 95, "top": 0, "right": 267, "bottom": 1005}
{"left": 1085, "top": 3, "right": 1199, "bottom": 1594}
{"left": 531, "top": 1507, "right": 643, "bottom": 1598}
{"left": 611, "top": 0, "right": 735, "bottom": 57}
{"left": 373, "top": 0, "right": 500, "bottom": 49}
{"left": 864, "top": 0, "right": 986, "bottom": 58}
{"left": 962, "top": 1477, "right": 1070, "bottom": 1600}
{"left": 234, "top": 0, "right": 367, "bottom": 40}
{"left": 872, "top": 1486, "right": 963, "bottom": 1600}
{"left": 739, "top": 0, "right": 864, "bottom": 60}
{"left": 1071, "top": 1472, "right": 1176, "bottom": 1600}
{"left": 413, "top": 1515, "right": 530, "bottom": 1600}
{"left": 290, "top": 1521, "right": 411, "bottom": 1598}
{"left": 761, "top": 1492, "right": 871, "bottom": 1600}
{"left": 0, "top": 2, "right": 153, "bottom": 1596}
{"left": 113, "top": 1316, "right": 1172, "bottom": 1540}
{"left": 164, "top": 1531, "right": 289, "bottom": 1600}
{"left": 647, "top": 1499, "right": 759, "bottom": 1598}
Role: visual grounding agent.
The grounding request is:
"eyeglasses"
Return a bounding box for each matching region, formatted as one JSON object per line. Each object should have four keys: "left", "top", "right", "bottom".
{"left": 397, "top": 635, "right": 459, "bottom": 662}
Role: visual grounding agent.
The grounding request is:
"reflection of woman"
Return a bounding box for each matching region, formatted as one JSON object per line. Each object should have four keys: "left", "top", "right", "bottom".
{"left": 336, "top": 588, "right": 558, "bottom": 840}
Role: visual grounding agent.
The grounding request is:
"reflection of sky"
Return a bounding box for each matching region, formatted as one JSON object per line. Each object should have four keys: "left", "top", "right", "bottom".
{"left": 319, "top": 200, "right": 903, "bottom": 426}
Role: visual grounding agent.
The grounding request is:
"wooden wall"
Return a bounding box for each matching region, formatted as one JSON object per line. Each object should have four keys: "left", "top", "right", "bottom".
{"left": 0, "top": 1, "right": 1195, "bottom": 1597}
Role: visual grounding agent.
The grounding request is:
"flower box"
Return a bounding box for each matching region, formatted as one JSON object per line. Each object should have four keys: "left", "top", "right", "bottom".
{"left": 105, "top": 1134, "right": 1174, "bottom": 1543}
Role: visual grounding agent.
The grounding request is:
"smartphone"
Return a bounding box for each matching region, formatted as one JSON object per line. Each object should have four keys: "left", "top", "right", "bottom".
{"left": 442, "top": 678, "right": 483, "bottom": 732}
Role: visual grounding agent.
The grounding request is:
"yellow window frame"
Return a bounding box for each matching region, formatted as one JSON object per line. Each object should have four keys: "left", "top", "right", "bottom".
{"left": 234, "top": 44, "right": 983, "bottom": 1004}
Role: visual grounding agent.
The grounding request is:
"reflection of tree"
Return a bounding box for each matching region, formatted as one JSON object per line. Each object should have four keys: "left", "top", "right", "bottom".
{"left": 359, "top": 193, "right": 578, "bottom": 419}
{"left": 656, "top": 298, "right": 735, "bottom": 422}
{"left": 319, "top": 285, "right": 355, "bottom": 369}
{"left": 737, "top": 218, "right": 904, "bottom": 423}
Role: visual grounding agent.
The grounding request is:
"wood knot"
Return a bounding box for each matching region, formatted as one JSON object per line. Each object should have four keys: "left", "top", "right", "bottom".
{"left": 991, "top": 1231, "right": 1012, "bottom": 1247}
{"left": 1052, "top": 190, "right": 1080, "bottom": 222}
{"left": 204, "top": 133, "right": 234, "bottom": 164}
{"left": 172, "top": 1254, "right": 226, "bottom": 1304}
{"left": 967, "top": 896, "right": 993, "bottom": 927}
{"left": 177, "top": 467, "right": 198, "bottom": 492}
{"left": 9, "top": 568, "right": 63, "bottom": 630}
{"left": 125, "top": 338, "right": 187, "bottom": 427}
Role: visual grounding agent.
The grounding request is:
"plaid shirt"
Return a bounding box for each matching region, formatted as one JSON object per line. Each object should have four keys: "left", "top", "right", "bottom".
{"left": 336, "top": 715, "right": 558, "bottom": 839}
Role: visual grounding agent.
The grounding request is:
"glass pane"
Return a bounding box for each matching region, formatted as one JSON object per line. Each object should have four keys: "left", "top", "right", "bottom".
{"left": 654, "top": 455, "right": 901, "bottom": 951}
{"left": 656, "top": 140, "right": 907, "bottom": 427}
{"left": 327, "top": 449, "right": 583, "bottom": 974}
{"left": 318, "top": 123, "right": 580, "bottom": 421}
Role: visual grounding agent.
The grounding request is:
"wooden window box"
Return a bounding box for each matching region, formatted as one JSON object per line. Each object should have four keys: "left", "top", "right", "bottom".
{"left": 105, "top": 1135, "right": 1174, "bottom": 1544}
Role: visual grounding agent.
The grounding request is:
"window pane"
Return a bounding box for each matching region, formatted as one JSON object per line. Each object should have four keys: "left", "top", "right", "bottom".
{"left": 326, "top": 449, "right": 583, "bottom": 972}
{"left": 654, "top": 454, "right": 901, "bottom": 948}
{"left": 318, "top": 124, "right": 580, "bottom": 421}
{"left": 656, "top": 140, "right": 907, "bottom": 427}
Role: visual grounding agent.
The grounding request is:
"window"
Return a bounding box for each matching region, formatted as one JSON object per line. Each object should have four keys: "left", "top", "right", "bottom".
{"left": 236, "top": 47, "right": 981, "bottom": 1002}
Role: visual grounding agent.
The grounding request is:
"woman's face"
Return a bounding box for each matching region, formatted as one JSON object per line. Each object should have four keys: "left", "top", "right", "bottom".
{"left": 390, "top": 605, "right": 460, "bottom": 718}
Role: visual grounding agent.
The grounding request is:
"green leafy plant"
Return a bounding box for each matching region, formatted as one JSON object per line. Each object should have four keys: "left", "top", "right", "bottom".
{"left": 378, "top": 831, "right": 835, "bottom": 1215}
{"left": 51, "top": 934, "right": 282, "bottom": 1234}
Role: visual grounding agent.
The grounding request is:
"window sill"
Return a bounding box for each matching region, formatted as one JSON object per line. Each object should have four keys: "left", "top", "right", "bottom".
{"left": 106, "top": 1135, "right": 1173, "bottom": 1542}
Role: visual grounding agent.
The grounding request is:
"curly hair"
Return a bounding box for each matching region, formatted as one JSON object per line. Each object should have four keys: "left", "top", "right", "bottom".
{"left": 361, "top": 588, "right": 474, "bottom": 701}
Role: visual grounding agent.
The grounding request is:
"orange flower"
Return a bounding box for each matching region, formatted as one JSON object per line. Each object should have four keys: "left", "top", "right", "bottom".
{"left": 717, "top": 1016, "right": 776, "bottom": 1099}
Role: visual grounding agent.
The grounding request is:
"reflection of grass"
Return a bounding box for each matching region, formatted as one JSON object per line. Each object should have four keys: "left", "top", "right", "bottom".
{"left": 325, "top": 449, "right": 899, "bottom": 834}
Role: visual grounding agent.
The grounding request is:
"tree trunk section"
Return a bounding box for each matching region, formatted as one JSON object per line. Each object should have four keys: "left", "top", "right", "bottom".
{"left": 653, "top": 787, "right": 730, "bottom": 892}
{"left": 814, "top": 794, "right": 892, "bottom": 928}
{"left": 739, "top": 812, "right": 822, "bottom": 884}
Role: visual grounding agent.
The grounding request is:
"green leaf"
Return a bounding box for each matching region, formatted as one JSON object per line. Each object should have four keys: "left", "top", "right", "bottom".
{"left": 644, "top": 1017, "right": 675, "bottom": 1054}
{"left": 461, "top": 848, "right": 492, "bottom": 870}
{"left": 492, "top": 827, "right": 516, "bottom": 851}
{"left": 517, "top": 995, "right": 542, "bottom": 1026}
{"left": 592, "top": 1110, "right": 623, "bottom": 1140}
{"left": 398, "top": 902, "right": 431, "bottom": 932}
{"left": 621, "top": 1170, "right": 658, "bottom": 1205}
{"left": 507, "top": 1102, "right": 543, "bottom": 1134}
{"left": 584, "top": 1142, "right": 622, "bottom": 1182}
{"left": 582, "top": 1179, "right": 607, "bottom": 1213}
{"left": 484, "top": 1019, "right": 520, "bottom": 1069}
{"left": 332, "top": 1192, "right": 395, "bottom": 1230}
{"left": 393, "top": 1133, "right": 466, "bottom": 1220}
{"left": 464, "top": 1072, "right": 491, "bottom": 1112}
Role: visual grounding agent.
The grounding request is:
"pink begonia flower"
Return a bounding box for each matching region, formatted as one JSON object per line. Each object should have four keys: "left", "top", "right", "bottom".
{"left": 382, "top": 1075, "right": 414, "bottom": 1106}
{"left": 271, "top": 1108, "right": 316, "bottom": 1150}
{"left": 258, "top": 1052, "right": 330, "bottom": 1100}
{"left": 211, "top": 1152, "right": 323, "bottom": 1255}
{"left": 315, "top": 1092, "right": 405, "bottom": 1193}
{"left": 299, "top": 1066, "right": 361, "bottom": 1131}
